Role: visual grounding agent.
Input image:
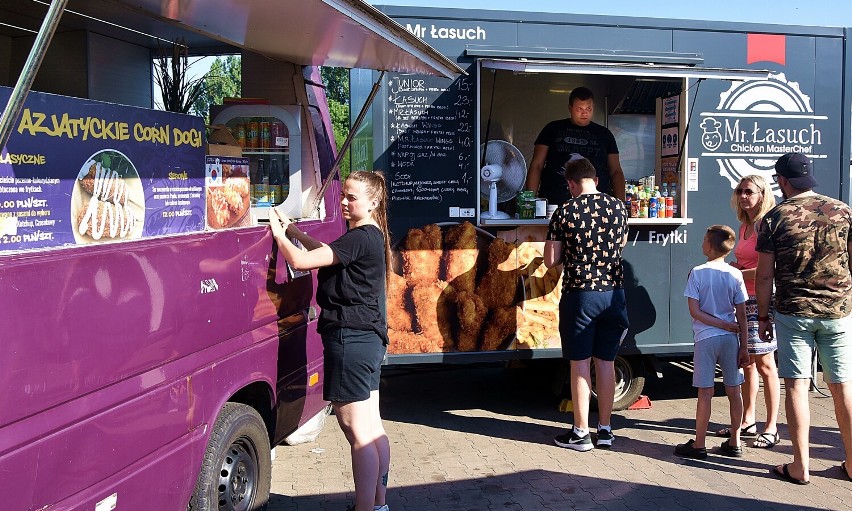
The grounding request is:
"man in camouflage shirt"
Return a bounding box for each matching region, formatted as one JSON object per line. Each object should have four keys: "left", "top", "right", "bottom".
{"left": 545, "top": 155, "right": 629, "bottom": 452}
{"left": 756, "top": 152, "right": 852, "bottom": 485}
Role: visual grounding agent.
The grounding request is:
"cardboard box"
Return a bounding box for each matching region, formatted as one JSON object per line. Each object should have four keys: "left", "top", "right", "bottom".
{"left": 206, "top": 125, "right": 243, "bottom": 157}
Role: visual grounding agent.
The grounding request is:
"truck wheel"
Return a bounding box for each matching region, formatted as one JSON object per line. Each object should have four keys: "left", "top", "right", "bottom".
{"left": 188, "top": 403, "right": 271, "bottom": 511}
{"left": 595, "top": 355, "right": 646, "bottom": 411}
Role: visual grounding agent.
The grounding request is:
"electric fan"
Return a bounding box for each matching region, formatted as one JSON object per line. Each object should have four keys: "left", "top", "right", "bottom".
{"left": 480, "top": 140, "right": 527, "bottom": 220}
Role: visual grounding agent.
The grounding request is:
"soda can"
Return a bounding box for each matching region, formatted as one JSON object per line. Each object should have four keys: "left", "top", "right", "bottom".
{"left": 247, "top": 120, "right": 259, "bottom": 149}
{"left": 260, "top": 122, "right": 271, "bottom": 151}
{"left": 666, "top": 196, "right": 675, "bottom": 218}
{"left": 649, "top": 197, "right": 658, "bottom": 218}
{"left": 235, "top": 123, "right": 247, "bottom": 148}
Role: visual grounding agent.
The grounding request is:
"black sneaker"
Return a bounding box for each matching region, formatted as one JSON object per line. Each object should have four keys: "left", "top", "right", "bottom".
{"left": 554, "top": 430, "right": 594, "bottom": 451}
{"left": 718, "top": 439, "right": 743, "bottom": 458}
{"left": 596, "top": 428, "right": 614, "bottom": 449}
{"left": 674, "top": 439, "right": 707, "bottom": 459}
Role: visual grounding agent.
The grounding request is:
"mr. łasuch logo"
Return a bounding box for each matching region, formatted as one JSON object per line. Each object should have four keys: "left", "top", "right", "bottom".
{"left": 699, "top": 73, "right": 827, "bottom": 196}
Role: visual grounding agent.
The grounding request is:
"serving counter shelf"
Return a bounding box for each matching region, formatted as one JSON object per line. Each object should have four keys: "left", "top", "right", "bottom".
{"left": 479, "top": 217, "right": 693, "bottom": 227}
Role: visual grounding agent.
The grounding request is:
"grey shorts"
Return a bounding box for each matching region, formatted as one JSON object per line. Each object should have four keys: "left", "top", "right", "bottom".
{"left": 774, "top": 312, "right": 852, "bottom": 383}
{"left": 693, "top": 333, "right": 745, "bottom": 388}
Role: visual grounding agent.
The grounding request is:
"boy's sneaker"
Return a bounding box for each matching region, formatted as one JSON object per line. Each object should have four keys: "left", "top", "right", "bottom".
{"left": 674, "top": 439, "right": 707, "bottom": 459}
{"left": 554, "top": 430, "right": 594, "bottom": 451}
{"left": 718, "top": 439, "right": 743, "bottom": 458}
{"left": 596, "top": 428, "right": 614, "bottom": 449}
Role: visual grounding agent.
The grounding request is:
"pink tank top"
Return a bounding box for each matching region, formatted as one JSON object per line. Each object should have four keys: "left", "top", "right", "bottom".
{"left": 734, "top": 222, "right": 758, "bottom": 296}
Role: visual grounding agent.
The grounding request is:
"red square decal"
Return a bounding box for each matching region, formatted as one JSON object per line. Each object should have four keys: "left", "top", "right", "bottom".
{"left": 747, "top": 33, "right": 786, "bottom": 66}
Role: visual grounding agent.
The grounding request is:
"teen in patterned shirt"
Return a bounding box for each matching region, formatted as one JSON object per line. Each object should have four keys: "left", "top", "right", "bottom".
{"left": 545, "top": 156, "right": 629, "bottom": 452}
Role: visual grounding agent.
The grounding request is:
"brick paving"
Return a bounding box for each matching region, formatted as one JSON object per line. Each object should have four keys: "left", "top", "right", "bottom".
{"left": 269, "top": 361, "right": 851, "bottom": 510}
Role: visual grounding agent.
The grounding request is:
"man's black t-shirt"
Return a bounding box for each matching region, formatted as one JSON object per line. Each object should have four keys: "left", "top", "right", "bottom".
{"left": 534, "top": 119, "right": 619, "bottom": 204}
{"left": 317, "top": 224, "right": 388, "bottom": 344}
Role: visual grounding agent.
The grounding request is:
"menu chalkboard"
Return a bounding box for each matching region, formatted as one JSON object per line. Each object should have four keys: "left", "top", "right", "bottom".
{"left": 385, "top": 73, "right": 476, "bottom": 240}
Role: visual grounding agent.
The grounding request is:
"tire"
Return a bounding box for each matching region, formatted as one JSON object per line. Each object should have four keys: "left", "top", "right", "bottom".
{"left": 188, "top": 403, "right": 271, "bottom": 511}
{"left": 591, "top": 355, "right": 646, "bottom": 411}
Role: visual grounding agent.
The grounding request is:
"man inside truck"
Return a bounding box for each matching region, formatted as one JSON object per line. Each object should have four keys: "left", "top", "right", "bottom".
{"left": 525, "top": 86, "right": 627, "bottom": 204}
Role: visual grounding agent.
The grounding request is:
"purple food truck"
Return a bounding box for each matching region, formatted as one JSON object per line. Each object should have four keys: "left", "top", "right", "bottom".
{"left": 0, "top": 1, "right": 460, "bottom": 510}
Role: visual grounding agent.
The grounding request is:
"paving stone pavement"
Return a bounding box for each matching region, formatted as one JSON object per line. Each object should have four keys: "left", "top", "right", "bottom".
{"left": 268, "top": 360, "right": 851, "bottom": 511}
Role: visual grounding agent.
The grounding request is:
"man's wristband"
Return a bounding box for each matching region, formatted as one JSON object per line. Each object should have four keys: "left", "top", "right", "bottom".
{"left": 757, "top": 315, "right": 770, "bottom": 321}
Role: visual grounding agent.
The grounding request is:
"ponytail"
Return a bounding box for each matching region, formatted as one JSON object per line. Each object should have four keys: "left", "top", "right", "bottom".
{"left": 346, "top": 170, "right": 392, "bottom": 287}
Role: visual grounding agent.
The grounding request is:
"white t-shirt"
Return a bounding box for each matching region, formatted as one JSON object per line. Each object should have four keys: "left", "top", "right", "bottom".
{"left": 684, "top": 260, "right": 748, "bottom": 342}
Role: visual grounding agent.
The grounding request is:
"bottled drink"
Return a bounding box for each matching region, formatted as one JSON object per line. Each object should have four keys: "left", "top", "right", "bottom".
{"left": 654, "top": 186, "right": 661, "bottom": 198}
{"left": 661, "top": 183, "right": 669, "bottom": 198}
{"left": 254, "top": 159, "right": 269, "bottom": 206}
{"left": 670, "top": 183, "right": 679, "bottom": 217}
{"left": 269, "top": 158, "right": 282, "bottom": 205}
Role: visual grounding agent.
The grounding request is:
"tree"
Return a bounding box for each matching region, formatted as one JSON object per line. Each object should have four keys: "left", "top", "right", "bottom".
{"left": 321, "top": 67, "right": 349, "bottom": 105}
{"left": 193, "top": 55, "right": 242, "bottom": 122}
{"left": 321, "top": 67, "right": 350, "bottom": 177}
{"left": 153, "top": 38, "right": 207, "bottom": 114}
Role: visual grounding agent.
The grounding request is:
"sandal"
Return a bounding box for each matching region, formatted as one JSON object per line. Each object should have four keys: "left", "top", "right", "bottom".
{"left": 842, "top": 461, "right": 852, "bottom": 482}
{"left": 773, "top": 463, "right": 809, "bottom": 485}
{"left": 753, "top": 432, "right": 780, "bottom": 449}
{"left": 715, "top": 423, "right": 757, "bottom": 438}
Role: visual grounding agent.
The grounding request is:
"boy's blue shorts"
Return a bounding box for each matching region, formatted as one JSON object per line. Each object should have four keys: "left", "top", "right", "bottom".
{"left": 693, "top": 333, "right": 744, "bottom": 388}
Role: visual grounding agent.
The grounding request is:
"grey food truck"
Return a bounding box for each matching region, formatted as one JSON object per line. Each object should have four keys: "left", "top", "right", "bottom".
{"left": 0, "top": 1, "right": 460, "bottom": 510}
{"left": 350, "top": 6, "right": 852, "bottom": 409}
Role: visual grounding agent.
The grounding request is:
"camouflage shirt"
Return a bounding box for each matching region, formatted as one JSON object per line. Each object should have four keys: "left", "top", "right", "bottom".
{"left": 547, "top": 192, "right": 627, "bottom": 292}
{"left": 755, "top": 193, "right": 852, "bottom": 318}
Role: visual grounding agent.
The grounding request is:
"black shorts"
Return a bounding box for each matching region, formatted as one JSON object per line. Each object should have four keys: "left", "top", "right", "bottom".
{"left": 559, "top": 289, "right": 629, "bottom": 361}
{"left": 321, "top": 327, "right": 386, "bottom": 402}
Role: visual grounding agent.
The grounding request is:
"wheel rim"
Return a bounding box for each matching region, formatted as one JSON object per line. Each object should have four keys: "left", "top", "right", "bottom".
{"left": 217, "top": 438, "right": 259, "bottom": 511}
{"left": 591, "top": 356, "right": 634, "bottom": 402}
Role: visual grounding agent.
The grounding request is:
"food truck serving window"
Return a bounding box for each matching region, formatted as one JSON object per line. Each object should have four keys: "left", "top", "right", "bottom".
{"left": 475, "top": 58, "right": 769, "bottom": 226}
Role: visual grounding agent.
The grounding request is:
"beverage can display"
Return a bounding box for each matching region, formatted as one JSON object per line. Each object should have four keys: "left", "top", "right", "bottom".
{"left": 235, "top": 123, "right": 247, "bottom": 148}
{"left": 260, "top": 121, "right": 271, "bottom": 151}
{"left": 247, "top": 120, "right": 259, "bottom": 149}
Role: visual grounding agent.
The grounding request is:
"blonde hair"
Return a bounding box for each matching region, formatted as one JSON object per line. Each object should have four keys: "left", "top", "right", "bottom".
{"left": 730, "top": 175, "right": 775, "bottom": 225}
{"left": 345, "top": 170, "right": 391, "bottom": 286}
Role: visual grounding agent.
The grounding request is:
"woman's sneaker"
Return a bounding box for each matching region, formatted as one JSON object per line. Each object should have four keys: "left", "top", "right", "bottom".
{"left": 674, "top": 439, "right": 707, "bottom": 459}
{"left": 554, "top": 430, "right": 593, "bottom": 451}
{"left": 596, "top": 428, "right": 614, "bottom": 449}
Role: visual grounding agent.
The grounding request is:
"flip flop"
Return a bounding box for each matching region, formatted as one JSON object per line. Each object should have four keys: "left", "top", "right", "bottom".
{"left": 716, "top": 423, "right": 757, "bottom": 438}
{"left": 773, "top": 464, "right": 809, "bottom": 485}
{"left": 842, "top": 461, "right": 852, "bottom": 482}
{"left": 753, "top": 432, "right": 780, "bottom": 449}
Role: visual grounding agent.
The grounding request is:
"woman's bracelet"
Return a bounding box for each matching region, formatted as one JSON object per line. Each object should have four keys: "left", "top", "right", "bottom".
{"left": 757, "top": 315, "right": 770, "bottom": 321}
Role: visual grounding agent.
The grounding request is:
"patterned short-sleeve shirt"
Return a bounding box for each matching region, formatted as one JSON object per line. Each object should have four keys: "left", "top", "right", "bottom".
{"left": 755, "top": 193, "right": 852, "bottom": 318}
{"left": 547, "top": 192, "right": 628, "bottom": 292}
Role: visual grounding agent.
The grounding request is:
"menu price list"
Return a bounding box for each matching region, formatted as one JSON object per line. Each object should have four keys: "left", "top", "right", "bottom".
{"left": 386, "top": 73, "right": 475, "bottom": 233}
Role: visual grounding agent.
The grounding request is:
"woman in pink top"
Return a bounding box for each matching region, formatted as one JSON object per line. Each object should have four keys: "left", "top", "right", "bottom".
{"left": 716, "top": 175, "right": 781, "bottom": 448}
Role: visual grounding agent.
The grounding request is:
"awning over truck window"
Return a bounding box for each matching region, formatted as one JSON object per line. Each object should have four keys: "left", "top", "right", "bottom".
{"left": 122, "top": 0, "right": 461, "bottom": 77}
{"left": 479, "top": 58, "right": 768, "bottom": 81}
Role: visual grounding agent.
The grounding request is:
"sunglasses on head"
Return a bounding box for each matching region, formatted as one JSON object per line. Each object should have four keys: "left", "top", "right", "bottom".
{"left": 735, "top": 188, "right": 760, "bottom": 196}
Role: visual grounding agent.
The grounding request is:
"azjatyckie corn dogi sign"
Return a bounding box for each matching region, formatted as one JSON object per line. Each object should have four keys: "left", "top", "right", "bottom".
{"left": 0, "top": 87, "right": 206, "bottom": 251}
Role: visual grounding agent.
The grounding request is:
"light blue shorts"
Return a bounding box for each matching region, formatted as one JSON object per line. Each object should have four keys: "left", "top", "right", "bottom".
{"left": 774, "top": 312, "right": 852, "bottom": 383}
{"left": 693, "top": 333, "right": 745, "bottom": 388}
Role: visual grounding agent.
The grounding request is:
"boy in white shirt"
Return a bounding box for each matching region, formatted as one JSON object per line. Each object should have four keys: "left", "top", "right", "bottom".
{"left": 675, "top": 225, "right": 750, "bottom": 459}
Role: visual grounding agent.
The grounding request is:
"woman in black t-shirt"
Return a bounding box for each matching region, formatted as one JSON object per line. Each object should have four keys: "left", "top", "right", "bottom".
{"left": 270, "top": 171, "right": 392, "bottom": 511}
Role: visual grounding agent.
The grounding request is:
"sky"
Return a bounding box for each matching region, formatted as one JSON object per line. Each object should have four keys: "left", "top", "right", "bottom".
{"left": 368, "top": 0, "right": 852, "bottom": 28}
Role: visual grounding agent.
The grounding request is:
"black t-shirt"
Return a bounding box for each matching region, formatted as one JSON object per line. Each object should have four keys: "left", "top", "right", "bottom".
{"left": 546, "top": 192, "right": 627, "bottom": 293}
{"left": 317, "top": 224, "right": 389, "bottom": 344}
{"left": 534, "top": 119, "right": 619, "bottom": 204}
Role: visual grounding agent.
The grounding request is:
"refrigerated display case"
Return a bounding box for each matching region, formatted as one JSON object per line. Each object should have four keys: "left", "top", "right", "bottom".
{"left": 211, "top": 105, "right": 302, "bottom": 221}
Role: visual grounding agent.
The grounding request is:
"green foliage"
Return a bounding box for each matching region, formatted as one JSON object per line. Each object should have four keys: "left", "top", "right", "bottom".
{"left": 153, "top": 38, "right": 207, "bottom": 114}
{"left": 193, "top": 55, "right": 242, "bottom": 122}
{"left": 328, "top": 98, "right": 350, "bottom": 178}
{"left": 321, "top": 67, "right": 349, "bottom": 105}
{"left": 322, "top": 67, "right": 351, "bottom": 178}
